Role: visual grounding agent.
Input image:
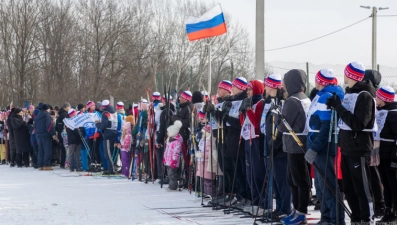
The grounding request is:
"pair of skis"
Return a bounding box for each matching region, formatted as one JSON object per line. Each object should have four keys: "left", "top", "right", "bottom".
{"left": 160, "top": 84, "right": 172, "bottom": 188}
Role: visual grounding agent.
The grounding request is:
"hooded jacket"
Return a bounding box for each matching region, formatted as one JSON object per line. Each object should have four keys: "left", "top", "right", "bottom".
{"left": 307, "top": 85, "right": 345, "bottom": 155}
{"left": 156, "top": 103, "right": 175, "bottom": 145}
{"left": 226, "top": 90, "right": 247, "bottom": 157}
{"left": 277, "top": 69, "right": 311, "bottom": 154}
{"left": 35, "top": 110, "right": 56, "bottom": 138}
{"left": 6, "top": 112, "right": 16, "bottom": 150}
{"left": 376, "top": 102, "right": 397, "bottom": 160}
{"left": 336, "top": 80, "right": 376, "bottom": 156}
{"left": 172, "top": 101, "right": 193, "bottom": 141}
{"left": 96, "top": 105, "right": 118, "bottom": 140}
{"left": 11, "top": 114, "right": 31, "bottom": 153}
{"left": 56, "top": 108, "right": 68, "bottom": 134}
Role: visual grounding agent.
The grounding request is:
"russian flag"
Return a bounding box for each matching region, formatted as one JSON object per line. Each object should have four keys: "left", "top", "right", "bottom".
{"left": 185, "top": 4, "right": 227, "bottom": 41}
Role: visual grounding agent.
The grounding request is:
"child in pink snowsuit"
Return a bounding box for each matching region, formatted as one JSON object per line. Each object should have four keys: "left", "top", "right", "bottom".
{"left": 163, "top": 120, "right": 183, "bottom": 191}
{"left": 120, "top": 122, "right": 132, "bottom": 177}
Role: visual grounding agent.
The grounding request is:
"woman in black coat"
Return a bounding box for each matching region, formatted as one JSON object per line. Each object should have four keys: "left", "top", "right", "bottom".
{"left": 6, "top": 108, "right": 16, "bottom": 167}
{"left": 11, "top": 108, "right": 31, "bottom": 167}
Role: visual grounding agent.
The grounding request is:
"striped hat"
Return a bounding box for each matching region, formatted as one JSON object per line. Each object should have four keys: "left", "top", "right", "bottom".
{"left": 201, "top": 91, "right": 209, "bottom": 101}
{"left": 180, "top": 91, "right": 192, "bottom": 101}
{"left": 141, "top": 99, "right": 148, "bottom": 104}
{"left": 86, "top": 101, "right": 95, "bottom": 109}
{"left": 162, "top": 94, "right": 173, "bottom": 102}
{"left": 218, "top": 80, "right": 232, "bottom": 93}
{"left": 152, "top": 92, "right": 161, "bottom": 101}
{"left": 376, "top": 86, "right": 395, "bottom": 103}
{"left": 68, "top": 109, "right": 77, "bottom": 117}
{"left": 101, "top": 100, "right": 110, "bottom": 108}
{"left": 345, "top": 62, "right": 365, "bottom": 81}
{"left": 197, "top": 110, "right": 206, "bottom": 120}
{"left": 116, "top": 101, "right": 124, "bottom": 109}
{"left": 315, "top": 69, "right": 335, "bottom": 86}
{"left": 232, "top": 77, "right": 248, "bottom": 90}
{"left": 264, "top": 74, "right": 282, "bottom": 89}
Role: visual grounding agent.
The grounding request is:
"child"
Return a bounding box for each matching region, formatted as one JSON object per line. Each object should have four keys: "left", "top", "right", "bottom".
{"left": 196, "top": 124, "right": 217, "bottom": 198}
{"left": 66, "top": 109, "right": 83, "bottom": 172}
{"left": 120, "top": 122, "right": 132, "bottom": 177}
{"left": 163, "top": 120, "right": 183, "bottom": 191}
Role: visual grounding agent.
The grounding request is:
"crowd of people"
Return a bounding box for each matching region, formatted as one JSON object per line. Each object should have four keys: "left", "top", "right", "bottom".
{"left": 1, "top": 61, "right": 396, "bottom": 225}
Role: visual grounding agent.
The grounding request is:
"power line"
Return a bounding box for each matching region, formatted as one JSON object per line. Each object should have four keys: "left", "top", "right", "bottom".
{"left": 378, "top": 15, "right": 397, "bottom": 17}
{"left": 265, "top": 16, "right": 371, "bottom": 52}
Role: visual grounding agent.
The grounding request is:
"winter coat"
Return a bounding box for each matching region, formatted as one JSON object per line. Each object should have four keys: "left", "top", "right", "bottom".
{"left": 226, "top": 91, "right": 247, "bottom": 157}
{"left": 121, "top": 130, "right": 132, "bottom": 152}
{"left": 196, "top": 131, "right": 219, "bottom": 179}
{"left": 376, "top": 102, "right": 397, "bottom": 160}
{"left": 156, "top": 103, "right": 175, "bottom": 145}
{"left": 336, "top": 80, "right": 376, "bottom": 157}
{"left": 307, "top": 85, "right": 345, "bottom": 156}
{"left": 6, "top": 113, "right": 16, "bottom": 150}
{"left": 34, "top": 110, "right": 55, "bottom": 138}
{"left": 66, "top": 126, "right": 83, "bottom": 145}
{"left": 264, "top": 96, "right": 286, "bottom": 158}
{"left": 56, "top": 108, "right": 68, "bottom": 134}
{"left": 277, "top": 69, "right": 311, "bottom": 154}
{"left": 11, "top": 114, "right": 31, "bottom": 153}
{"left": 95, "top": 105, "right": 118, "bottom": 141}
{"left": 163, "top": 134, "right": 183, "bottom": 168}
{"left": 172, "top": 101, "right": 193, "bottom": 141}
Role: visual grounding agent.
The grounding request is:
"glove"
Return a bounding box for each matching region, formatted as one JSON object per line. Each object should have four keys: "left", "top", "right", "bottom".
{"left": 304, "top": 149, "right": 317, "bottom": 164}
{"left": 325, "top": 93, "right": 341, "bottom": 109}
{"left": 171, "top": 160, "right": 178, "bottom": 169}
{"left": 370, "top": 147, "right": 380, "bottom": 166}
{"left": 222, "top": 101, "right": 232, "bottom": 114}
{"left": 203, "top": 103, "right": 214, "bottom": 113}
{"left": 239, "top": 97, "right": 252, "bottom": 114}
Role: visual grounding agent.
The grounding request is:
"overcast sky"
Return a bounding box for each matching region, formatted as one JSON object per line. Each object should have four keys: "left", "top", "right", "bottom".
{"left": 202, "top": 0, "right": 397, "bottom": 68}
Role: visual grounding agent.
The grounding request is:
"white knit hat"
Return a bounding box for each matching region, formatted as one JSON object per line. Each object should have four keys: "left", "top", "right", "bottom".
{"left": 101, "top": 100, "right": 110, "bottom": 107}
{"left": 167, "top": 120, "right": 182, "bottom": 138}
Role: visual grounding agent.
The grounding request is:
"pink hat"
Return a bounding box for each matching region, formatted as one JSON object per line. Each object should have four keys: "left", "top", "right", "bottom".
{"left": 86, "top": 101, "right": 95, "bottom": 109}
{"left": 218, "top": 80, "right": 232, "bottom": 93}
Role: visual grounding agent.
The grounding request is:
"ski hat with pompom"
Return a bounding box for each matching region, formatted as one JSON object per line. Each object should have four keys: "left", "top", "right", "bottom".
{"left": 376, "top": 86, "right": 395, "bottom": 103}
{"left": 167, "top": 120, "right": 182, "bottom": 138}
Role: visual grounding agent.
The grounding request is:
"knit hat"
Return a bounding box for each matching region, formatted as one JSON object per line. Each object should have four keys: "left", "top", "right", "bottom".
{"left": 68, "top": 109, "right": 77, "bottom": 117}
{"left": 77, "top": 103, "right": 85, "bottom": 110}
{"left": 122, "top": 121, "right": 131, "bottom": 131}
{"left": 28, "top": 105, "right": 34, "bottom": 110}
{"left": 345, "top": 62, "right": 365, "bottom": 81}
{"left": 232, "top": 77, "right": 248, "bottom": 90}
{"left": 376, "top": 86, "right": 395, "bottom": 103}
{"left": 116, "top": 101, "right": 124, "bottom": 110}
{"left": 152, "top": 92, "right": 161, "bottom": 101}
{"left": 41, "top": 104, "right": 50, "bottom": 111}
{"left": 162, "top": 94, "right": 173, "bottom": 102}
{"left": 201, "top": 91, "right": 209, "bottom": 101}
{"left": 14, "top": 108, "right": 22, "bottom": 114}
{"left": 264, "top": 74, "right": 282, "bottom": 89}
{"left": 180, "top": 91, "right": 192, "bottom": 101}
{"left": 141, "top": 99, "right": 148, "bottom": 104}
{"left": 101, "top": 100, "right": 110, "bottom": 108}
{"left": 86, "top": 101, "right": 95, "bottom": 109}
{"left": 248, "top": 80, "right": 265, "bottom": 95}
{"left": 197, "top": 110, "right": 205, "bottom": 120}
{"left": 364, "top": 70, "right": 382, "bottom": 89}
{"left": 315, "top": 69, "right": 335, "bottom": 86}
{"left": 218, "top": 80, "right": 233, "bottom": 93}
{"left": 133, "top": 104, "right": 138, "bottom": 108}
{"left": 167, "top": 120, "right": 182, "bottom": 138}
{"left": 192, "top": 91, "right": 203, "bottom": 104}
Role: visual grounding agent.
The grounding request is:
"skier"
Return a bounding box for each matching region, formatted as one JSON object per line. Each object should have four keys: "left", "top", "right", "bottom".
{"left": 95, "top": 100, "right": 120, "bottom": 175}
{"left": 304, "top": 69, "right": 345, "bottom": 224}
{"left": 262, "top": 74, "right": 292, "bottom": 220}
{"left": 85, "top": 101, "right": 102, "bottom": 170}
{"left": 326, "top": 62, "right": 375, "bottom": 223}
{"left": 66, "top": 109, "right": 83, "bottom": 172}
{"left": 116, "top": 102, "right": 126, "bottom": 121}
{"left": 152, "top": 92, "right": 162, "bottom": 107}
{"left": 163, "top": 120, "right": 183, "bottom": 191}
{"left": 277, "top": 69, "right": 311, "bottom": 225}
{"left": 373, "top": 86, "right": 397, "bottom": 222}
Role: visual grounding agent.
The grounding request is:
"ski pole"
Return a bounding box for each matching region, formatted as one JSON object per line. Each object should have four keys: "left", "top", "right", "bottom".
{"left": 274, "top": 107, "right": 352, "bottom": 217}
{"left": 334, "top": 110, "right": 340, "bottom": 225}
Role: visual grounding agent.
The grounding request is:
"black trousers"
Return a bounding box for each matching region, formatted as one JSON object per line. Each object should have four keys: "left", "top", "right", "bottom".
{"left": 378, "top": 159, "right": 397, "bottom": 210}
{"left": 286, "top": 153, "right": 311, "bottom": 214}
{"left": 16, "top": 152, "right": 29, "bottom": 167}
{"left": 57, "top": 133, "right": 66, "bottom": 167}
{"left": 341, "top": 155, "right": 373, "bottom": 222}
{"left": 88, "top": 138, "right": 101, "bottom": 165}
{"left": 370, "top": 166, "right": 385, "bottom": 211}
{"left": 155, "top": 146, "right": 164, "bottom": 180}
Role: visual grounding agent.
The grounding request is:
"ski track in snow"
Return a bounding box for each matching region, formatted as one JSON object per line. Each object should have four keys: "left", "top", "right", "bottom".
{"left": 0, "top": 166, "right": 350, "bottom": 225}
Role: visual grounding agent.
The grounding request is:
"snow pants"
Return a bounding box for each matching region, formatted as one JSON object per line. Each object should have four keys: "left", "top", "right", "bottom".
{"left": 16, "top": 153, "right": 29, "bottom": 167}
{"left": 378, "top": 159, "right": 397, "bottom": 210}
{"left": 88, "top": 138, "right": 101, "bottom": 165}
{"left": 103, "top": 139, "right": 115, "bottom": 173}
{"left": 341, "top": 155, "right": 373, "bottom": 222}
{"left": 286, "top": 153, "right": 310, "bottom": 214}
{"left": 273, "top": 156, "right": 292, "bottom": 215}
{"left": 68, "top": 144, "right": 81, "bottom": 171}
{"left": 37, "top": 135, "right": 53, "bottom": 167}
{"left": 167, "top": 166, "right": 180, "bottom": 190}
{"left": 57, "top": 133, "right": 66, "bottom": 167}
{"left": 204, "top": 178, "right": 216, "bottom": 197}
{"left": 156, "top": 146, "right": 164, "bottom": 180}
{"left": 121, "top": 151, "right": 131, "bottom": 177}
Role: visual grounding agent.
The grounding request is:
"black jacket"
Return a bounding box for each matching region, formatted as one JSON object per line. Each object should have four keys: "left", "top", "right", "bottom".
{"left": 7, "top": 113, "right": 16, "bottom": 150}
{"left": 226, "top": 90, "right": 247, "bottom": 157}
{"left": 66, "top": 126, "right": 83, "bottom": 145}
{"left": 156, "top": 103, "right": 175, "bottom": 145}
{"left": 277, "top": 69, "right": 309, "bottom": 154}
{"left": 95, "top": 105, "right": 118, "bottom": 140}
{"left": 56, "top": 108, "right": 68, "bottom": 134}
{"left": 377, "top": 102, "right": 397, "bottom": 160}
{"left": 336, "top": 80, "right": 376, "bottom": 157}
{"left": 35, "top": 110, "right": 56, "bottom": 138}
{"left": 172, "top": 101, "right": 193, "bottom": 141}
{"left": 11, "top": 114, "right": 31, "bottom": 153}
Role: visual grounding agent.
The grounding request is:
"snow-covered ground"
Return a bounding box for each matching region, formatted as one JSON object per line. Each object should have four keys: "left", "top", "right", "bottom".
{"left": 0, "top": 166, "right": 339, "bottom": 225}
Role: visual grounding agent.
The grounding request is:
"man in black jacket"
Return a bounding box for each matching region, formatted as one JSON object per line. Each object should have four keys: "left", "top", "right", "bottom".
{"left": 65, "top": 109, "right": 83, "bottom": 172}
{"left": 172, "top": 91, "right": 193, "bottom": 187}
{"left": 326, "top": 62, "right": 375, "bottom": 223}
{"left": 56, "top": 102, "right": 71, "bottom": 168}
{"left": 35, "top": 104, "right": 56, "bottom": 171}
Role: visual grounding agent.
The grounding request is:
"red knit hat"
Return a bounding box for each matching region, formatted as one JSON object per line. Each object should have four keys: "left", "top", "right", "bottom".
{"left": 248, "top": 80, "right": 265, "bottom": 95}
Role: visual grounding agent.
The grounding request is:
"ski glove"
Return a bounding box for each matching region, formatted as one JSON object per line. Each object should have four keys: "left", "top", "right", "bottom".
{"left": 239, "top": 97, "right": 252, "bottom": 114}
{"left": 325, "top": 94, "right": 341, "bottom": 109}
{"left": 222, "top": 101, "right": 232, "bottom": 114}
{"left": 204, "top": 103, "right": 214, "bottom": 114}
{"left": 304, "top": 149, "right": 317, "bottom": 164}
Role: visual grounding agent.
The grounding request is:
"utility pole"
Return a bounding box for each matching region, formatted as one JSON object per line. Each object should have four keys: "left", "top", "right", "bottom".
{"left": 255, "top": 0, "right": 265, "bottom": 79}
{"left": 360, "top": 6, "right": 389, "bottom": 70}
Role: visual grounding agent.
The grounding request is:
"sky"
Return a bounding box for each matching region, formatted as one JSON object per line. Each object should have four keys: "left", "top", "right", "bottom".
{"left": 202, "top": 0, "right": 397, "bottom": 68}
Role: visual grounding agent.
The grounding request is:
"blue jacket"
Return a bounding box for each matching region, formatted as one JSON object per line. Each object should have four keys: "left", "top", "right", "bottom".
{"left": 307, "top": 85, "right": 344, "bottom": 155}
{"left": 34, "top": 110, "right": 56, "bottom": 138}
